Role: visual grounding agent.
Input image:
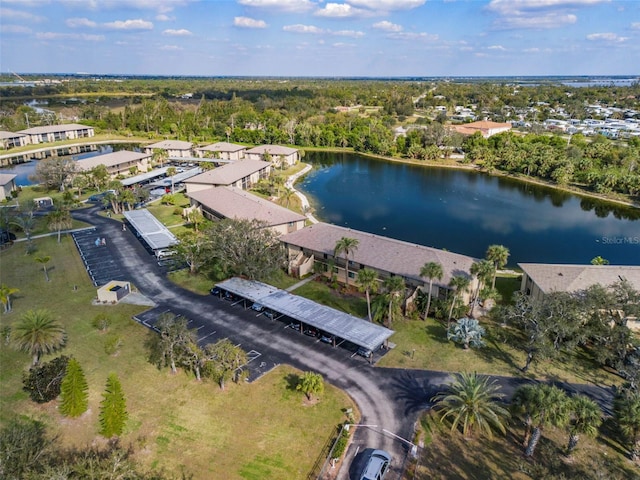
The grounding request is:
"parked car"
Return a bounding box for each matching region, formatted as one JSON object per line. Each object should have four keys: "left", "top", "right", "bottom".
{"left": 288, "top": 322, "right": 301, "bottom": 331}
{"left": 263, "top": 310, "right": 275, "bottom": 319}
{"left": 223, "top": 291, "right": 238, "bottom": 302}
{"left": 304, "top": 327, "right": 319, "bottom": 337}
{"left": 210, "top": 287, "right": 221, "bottom": 296}
{"left": 320, "top": 333, "right": 334, "bottom": 344}
{"left": 357, "top": 346, "right": 373, "bottom": 358}
{"left": 359, "top": 449, "right": 392, "bottom": 480}
{"left": 251, "top": 302, "right": 264, "bottom": 312}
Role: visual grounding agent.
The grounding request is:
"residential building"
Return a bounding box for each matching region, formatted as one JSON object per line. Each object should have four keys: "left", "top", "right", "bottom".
{"left": 187, "top": 186, "right": 306, "bottom": 235}
{"left": 76, "top": 150, "right": 151, "bottom": 177}
{"left": 195, "top": 142, "right": 247, "bottom": 161}
{"left": 0, "top": 173, "right": 17, "bottom": 201}
{"left": 0, "top": 131, "right": 29, "bottom": 149}
{"left": 245, "top": 145, "right": 299, "bottom": 168}
{"left": 144, "top": 140, "right": 193, "bottom": 158}
{"left": 280, "top": 222, "right": 478, "bottom": 303}
{"left": 451, "top": 121, "right": 512, "bottom": 138}
{"left": 17, "top": 123, "right": 94, "bottom": 144}
{"left": 184, "top": 159, "right": 270, "bottom": 194}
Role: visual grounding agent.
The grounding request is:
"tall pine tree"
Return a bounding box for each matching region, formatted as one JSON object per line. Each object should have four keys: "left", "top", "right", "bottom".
{"left": 98, "top": 373, "right": 128, "bottom": 438}
{"left": 59, "top": 357, "right": 88, "bottom": 417}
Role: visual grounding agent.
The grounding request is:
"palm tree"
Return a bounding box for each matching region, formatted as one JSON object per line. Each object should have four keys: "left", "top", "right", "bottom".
{"left": 357, "top": 268, "right": 379, "bottom": 322}
{"left": 383, "top": 276, "right": 405, "bottom": 328}
{"left": 12, "top": 309, "right": 66, "bottom": 366}
{"left": 152, "top": 148, "right": 168, "bottom": 168}
{"left": 0, "top": 284, "right": 19, "bottom": 313}
{"left": 486, "top": 244, "right": 510, "bottom": 289}
{"left": 613, "top": 388, "right": 640, "bottom": 461}
{"left": 447, "top": 275, "right": 470, "bottom": 328}
{"left": 566, "top": 395, "right": 602, "bottom": 455}
{"left": 512, "top": 384, "right": 570, "bottom": 457}
{"left": 470, "top": 259, "right": 495, "bottom": 306}
{"left": 420, "top": 261, "right": 443, "bottom": 320}
{"left": 34, "top": 255, "right": 51, "bottom": 282}
{"left": 431, "top": 372, "right": 510, "bottom": 439}
{"left": 333, "top": 237, "right": 359, "bottom": 288}
{"left": 47, "top": 207, "right": 72, "bottom": 243}
{"left": 281, "top": 187, "right": 295, "bottom": 208}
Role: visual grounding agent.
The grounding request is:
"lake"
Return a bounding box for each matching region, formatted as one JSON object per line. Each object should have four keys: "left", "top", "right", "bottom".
{"left": 298, "top": 151, "right": 640, "bottom": 266}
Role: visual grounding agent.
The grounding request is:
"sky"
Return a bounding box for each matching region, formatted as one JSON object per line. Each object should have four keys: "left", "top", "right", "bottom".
{"left": 1, "top": 0, "right": 639, "bottom": 77}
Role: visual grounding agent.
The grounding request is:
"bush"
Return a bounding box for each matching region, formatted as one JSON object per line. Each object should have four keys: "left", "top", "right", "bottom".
{"left": 92, "top": 313, "right": 111, "bottom": 332}
{"left": 104, "top": 335, "right": 123, "bottom": 355}
{"left": 332, "top": 424, "right": 351, "bottom": 460}
{"left": 22, "top": 355, "right": 70, "bottom": 403}
{"left": 173, "top": 207, "right": 183, "bottom": 216}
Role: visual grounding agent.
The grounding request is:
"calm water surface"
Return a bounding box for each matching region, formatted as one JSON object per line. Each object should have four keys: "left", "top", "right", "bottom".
{"left": 299, "top": 152, "right": 640, "bottom": 266}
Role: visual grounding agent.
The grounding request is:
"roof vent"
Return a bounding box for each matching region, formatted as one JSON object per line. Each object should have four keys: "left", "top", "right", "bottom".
{"left": 558, "top": 272, "right": 563, "bottom": 276}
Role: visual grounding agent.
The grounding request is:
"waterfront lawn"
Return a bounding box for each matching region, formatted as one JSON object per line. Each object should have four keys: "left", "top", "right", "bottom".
{"left": 0, "top": 236, "right": 357, "bottom": 479}
{"left": 411, "top": 412, "right": 637, "bottom": 480}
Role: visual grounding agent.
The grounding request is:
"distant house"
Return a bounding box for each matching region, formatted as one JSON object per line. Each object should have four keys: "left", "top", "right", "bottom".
{"left": 144, "top": 140, "right": 193, "bottom": 158}
{"left": 77, "top": 150, "right": 151, "bottom": 177}
{"left": 0, "top": 131, "right": 29, "bottom": 149}
{"left": 187, "top": 186, "right": 306, "bottom": 236}
{"left": 17, "top": 123, "right": 94, "bottom": 144}
{"left": 184, "top": 159, "right": 271, "bottom": 194}
{"left": 195, "top": 142, "right": 247, "bottom": 161}
{"left": 451, "top": 121, "right": 512, "bottom": 138}
{"left": 280, "top": 222, "right": 478, "bottom": 302}
{"left": 519, "top": 263, "right": 640, "bottom": 301}
{"left": 0, "top": 173, "right": 17, "bottom": 201}
{"left": 245, "top": 145, "right": 299, "bottom": 168}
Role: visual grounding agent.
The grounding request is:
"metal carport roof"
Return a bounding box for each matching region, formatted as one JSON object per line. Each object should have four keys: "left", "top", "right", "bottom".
{"left": 123, "top": 209, "right": 178, "bottom": 251}
{"left": 216, "top": 277, "right": 394, "bottom": 352}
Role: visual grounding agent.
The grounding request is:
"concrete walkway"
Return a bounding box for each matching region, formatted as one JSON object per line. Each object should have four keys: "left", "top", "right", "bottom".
{"left": 285, "top": 163, "right": 319, "bottom": 224}
{"left": 285, "top": 273, "right": 319, "bottom": 292}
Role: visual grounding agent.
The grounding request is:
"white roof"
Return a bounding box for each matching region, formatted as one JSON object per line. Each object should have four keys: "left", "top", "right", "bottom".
{"left": 197, "top": 142, "right": 246, "bottom": 153}
{"left": 0, "top": 173, "right": 17, "bottom": 185}
{"left": 185, "top": 159, "right": 270, "bottom": 186}
{"left": 245, "top": 145, "right": 298, "bottom": 156}
{"left": 146, "top": 140, "right": 193, "bottom": 150}
{"left": 77, "top": 150, "right": 150, "bottom": 171}
{"left": 0, "top": 131, "right": 26, "bottom": 139}
{"left": 18, "top": 123, "right": 93, "bottom": 135}
{"left": 216, "top": 277, "right": 394, "bottom": 351}
{"left": 123, "top": 209, "right": 177, "bottom": 250}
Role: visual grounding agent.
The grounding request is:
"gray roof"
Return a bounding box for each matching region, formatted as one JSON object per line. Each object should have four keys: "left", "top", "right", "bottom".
{"left": 519, "top": 263, "right": 640, "bottom": 294}
{"left": 146, "top": 140, "right": 193, "bottom": 150}
{"left": 0, "top": 173, "right": 17, "bottom": 185}
{"left": 245, "top": 145, "right": 298, "bottom": 155}
{"left": 123, "top": 209, "right": 177, "bottom": 250}
{"left": 280, "top": 223, "right": 476, "bottom": 286}
{"left": 216, "top": 277, "right": 394, "bottom": 351}
{"left": 148, "top": 167, "right": 203, "bottom": 187}
{"left": 77, "top": 150, "right": 150, "bottom": 171}
{"left": 185, "top": 159, "right": 270, "bottom": 186}
{"left": 121, "top": 167, "right": 170, "bottom": 186}
{"left": 188, "top": 186, "right": 305, "bottom": 227}
{"left": 197, "top": 142, "right": 246, "bottom": 153}
{"left": 17, "top": 123, "right": 93, "bottom": 135}
{"left": 0, "top": 131, "right": 26, "bottom": 139}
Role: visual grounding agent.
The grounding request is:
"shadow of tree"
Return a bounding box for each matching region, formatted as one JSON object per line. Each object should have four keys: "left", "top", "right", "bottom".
{"left": 425, "top": 324, "right": 449, "bottom": 345}
{"left": 284, "top": 372, "right": 299, "bottom": 392}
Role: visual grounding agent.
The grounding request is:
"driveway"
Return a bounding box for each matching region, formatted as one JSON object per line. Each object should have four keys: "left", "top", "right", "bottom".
{"left": 72, "top": 206, "right": 616, "bottom": 480}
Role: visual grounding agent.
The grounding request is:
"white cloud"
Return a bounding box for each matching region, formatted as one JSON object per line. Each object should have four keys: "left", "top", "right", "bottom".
{"left": 160, "top": 44, "right": 183, "bottom": 50}
{"left": 0, "top": 24, "right": 33, "bottom": 34}
{"left": 283, "top": 24, "right": 324, "bottom": 34}
{"left": 315, "top": 3, "right": 368, "bottom": 18}
{"left": 163, "top": 28, "right": 192, "bottom": 36}
{"left": 488, "top": 44, "right": 507, "bottom": 51}
{"left": 487, "top": 0, "right": 608, "bottom": 16}
{"left": 332, "top": 29, "right": 365, "bottom": 38}
{"left": 587, "top": 32, "right": 628, "bottom": 42}
{"left": 632, "top": 22, "right": 640, "bottom": 30}
{"left": 348, "top": 0, "right": 425, "bottom": 10}
{"left": 487, "top": 0, "right": 605, "bottom": 30}
{"left": 0, "top": 8, "right": 45, "bottom": 22}
{"left": 494, "top": 13, "right": 577, "bottom": 29}
{"left": 234, "top": 17, "right": 267, "bottom": 28}
{"left": 524, "top": 47, "right": 541, "bottom": 52}
{"left": 103, "top": 19, "right": 153, "bottom": 30}
{"left": 66, "top": 17, "right": 97, "bottom": 28}
{"left": 36, "top": 32, "right": 105, "bottom": 41}
{"left": 156, "top": 14, "right": 174, "bottom": 21}
{"left": 238, "top": 0, "right": 316, "bottom": 12}
{"left": 372, "top": 21, "right": 403, "bottom": 32}
{"left": 332, "top": 42, "right": 356, "bottom": 47}
{"left": 387, "top": 32, "right": 439, "bottom": 41}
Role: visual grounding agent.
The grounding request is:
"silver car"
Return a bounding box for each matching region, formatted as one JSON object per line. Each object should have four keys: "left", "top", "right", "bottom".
{"left": 359, "top": 449, "right": 391, "bottom": 480}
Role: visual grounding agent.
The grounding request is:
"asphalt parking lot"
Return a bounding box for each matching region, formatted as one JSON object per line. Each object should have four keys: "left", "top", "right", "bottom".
{"left": 72, "top": 228, "right": 127, "bottom": 286}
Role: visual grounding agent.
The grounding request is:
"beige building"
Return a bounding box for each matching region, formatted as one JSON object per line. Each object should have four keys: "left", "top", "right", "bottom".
{"left": 195, "top": 142, "right": 247, "bottom": 161}
{"left": 18, "top": 123, "right": 94, "bottom": 144}
{"left": 245, "top": 145, "right": 299, "bottom": 168}
{"left": 0, "top": 131, "right": 29, "bottom": 149}
{"left": 0, "top": 173, "right": 17, "bottom": 201}
{"left": 77, "top": 150, "right": 151, "bottom": 177}
{"left": 451, "top": 121, "right": 512, "bottom": 138}
{"left": 187, "top": 186, "right": 306, "bottom": 236}
{"left": 184, "top": 159, "right": 271, "bottom": 194}
{"left": 145, "top": 140, "right": 193, "bottom": 158}
{"left": 280, "top": 222, "right": 478, "bottom": 303}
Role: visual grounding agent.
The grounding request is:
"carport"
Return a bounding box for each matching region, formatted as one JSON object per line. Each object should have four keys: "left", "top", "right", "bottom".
{"left": 215, "top": 277, "right": 394, "bottom": 353}
{"left": 123, "top": 209, "right": 178, "bottom": 257}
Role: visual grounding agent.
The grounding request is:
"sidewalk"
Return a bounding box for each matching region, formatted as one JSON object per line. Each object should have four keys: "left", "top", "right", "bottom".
{"left": 285, "top": 273, "right": 319, "bottom": 292}
{"left": 286, "top": 163, "right": 319, "bottom": 224}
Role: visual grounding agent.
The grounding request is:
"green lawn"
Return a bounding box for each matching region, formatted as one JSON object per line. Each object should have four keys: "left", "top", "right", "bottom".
{"left": 293, "top": 279, "right": 368, "bottom": 318}
{"left": 0, "top": 236, "right": 357, "bottom": 479}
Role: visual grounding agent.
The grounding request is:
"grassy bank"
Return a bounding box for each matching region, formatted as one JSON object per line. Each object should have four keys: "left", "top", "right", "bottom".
{"left": 0, "top": 235, "right": 357, "bottom": 479}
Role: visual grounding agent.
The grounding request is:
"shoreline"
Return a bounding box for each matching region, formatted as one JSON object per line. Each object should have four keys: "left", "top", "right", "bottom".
{"left": 301, "top": 147, "right": 640, "bottom": 212}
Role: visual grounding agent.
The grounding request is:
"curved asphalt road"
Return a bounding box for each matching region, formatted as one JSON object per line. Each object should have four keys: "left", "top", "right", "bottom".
{"left": 72, "top": 205, "right": 616, "bottom": 480}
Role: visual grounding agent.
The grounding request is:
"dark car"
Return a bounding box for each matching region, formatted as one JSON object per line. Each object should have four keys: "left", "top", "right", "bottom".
{"left": 210, "top": 287, "right": 221, "bottom": 296}
{"left": 320, "top": 333, "right": 334, "bottom": 344}
{"left": 251, "top": 302, "right": 264, "bottom": 312}
{"left": 359, "top": 449, "right": 391, "bottom": 480}
{"left": 304, "top": 327, "right": 319, "bottom": 337}
{"left": 357, "top": 346, "right": 373, "bottom": 358}
{"left": 223, "top": 291, "right": 237, "bottom": 301}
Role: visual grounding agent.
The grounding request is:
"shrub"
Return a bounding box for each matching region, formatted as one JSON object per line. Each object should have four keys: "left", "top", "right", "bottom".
{"left": 104, "top": 335, "right": 123, "bottom": 355}
{"left": 92, "top": 313, "right": 111, "bottom": 332}
{"left": 22, "top": 355, "right": 70, "bottom": 403}
{"left": 332, "top": 424, "right": 351, "bottom": 460}
{"left": 173, "top": 207, "right": 183, "bottom": 216}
